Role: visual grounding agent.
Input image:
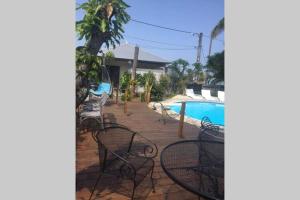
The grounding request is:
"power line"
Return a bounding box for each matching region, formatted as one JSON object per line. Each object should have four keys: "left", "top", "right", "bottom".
{"left": 130, "top": 18, "right": 224, "bottom": 43}
{"left": 131, "top": 18, "right": 196, "bottom": 34}
{"left": 138, "top": 44, "right": 196, "bottom": 51}
{"left": 124, "top": 34, "right": 195, "bottom": 48}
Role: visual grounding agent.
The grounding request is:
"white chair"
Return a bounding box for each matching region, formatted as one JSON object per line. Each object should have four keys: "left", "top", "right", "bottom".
{"left": 201, "top": 89, "right": 219, "bottom": 102}
{"left": 218, "top": 91, "right": 225, "bottom": 102}
{"left": 80, "top": 92, "right": 109, "bottom": 124}
{"left": 185, "top": 89, "right": 205, "bottom": 100}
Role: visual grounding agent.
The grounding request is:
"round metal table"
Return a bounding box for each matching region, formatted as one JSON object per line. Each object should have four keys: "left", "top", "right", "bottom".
{"left": 161, "top": 140, "right": 224, "bottom": 200}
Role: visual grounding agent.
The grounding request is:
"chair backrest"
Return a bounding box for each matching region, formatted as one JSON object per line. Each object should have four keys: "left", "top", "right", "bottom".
{"left": 96, "top": 126, "right": 136, "bottom": 154}
{"left": 99, "top": 92, "right": 109, "bottom": 106}
{"left": 201, "top": 89, "right": 212, "bottom": 98}
{"left": 201, "top": 116, "right": 219, "bottom": 131}
{"left": 185, "top": 88, "right": 195, "bottom": 96}
{"left": 198, "top": 140, "right": 224, "bottom": 173}
{"left": 201, "top": 116, "right": 213, "bottom": 129}
{"left": 218, "top": 91, "right": 225, "bottom": 101}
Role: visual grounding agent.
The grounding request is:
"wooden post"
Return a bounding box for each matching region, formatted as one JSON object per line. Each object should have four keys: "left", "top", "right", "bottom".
{"left": 131, "top": 46, "right": 139, "bottom": 98}
{"left": 115, "top": 86, "right": 119, "bottom": 104}
{"left": 178, "top": 102, "right": 186, "bottom": 138}
{"left": 124, "top": 89, "right": 128, "bottom": 114}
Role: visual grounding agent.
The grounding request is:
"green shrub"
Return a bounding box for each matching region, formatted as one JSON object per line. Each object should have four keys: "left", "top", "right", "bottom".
{"left": 136, "top": 73, "right": 145, "bottom": 87}
{"left": 140, "top": 92, "right": 146, "bottom": 102}
{"left": 121, "top": 88, "right": 131, "bottom": 101}
{"left": 120, "top": 72, "right": 131, "bottom": 91}
{"left": 151, "top": 83, "right": 164, "bottom": 101}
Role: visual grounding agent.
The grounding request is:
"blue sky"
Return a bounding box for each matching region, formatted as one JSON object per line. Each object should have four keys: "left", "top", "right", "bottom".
{"left": 76, "top": 0, "right": 224, "bottom": 64}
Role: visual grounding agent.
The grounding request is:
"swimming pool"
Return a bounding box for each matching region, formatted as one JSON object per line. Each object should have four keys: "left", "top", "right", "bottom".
{"left": 169, "top": 101, "right": 224, "bottom": 126}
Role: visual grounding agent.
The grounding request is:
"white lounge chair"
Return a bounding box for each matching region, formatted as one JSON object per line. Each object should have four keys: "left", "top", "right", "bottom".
{"left": 201, "top": 89, "right": 219, "bottom": 102}
{"left": 218, "top": 91, "right": 225, "bottom": 102}
{"left": 185, "top": 89, "right": 205, "bottom": 100}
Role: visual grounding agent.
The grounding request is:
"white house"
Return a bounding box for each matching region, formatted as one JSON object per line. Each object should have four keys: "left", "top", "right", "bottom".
{"left": 102, "top": 43, "right": 170, "bottom": 88}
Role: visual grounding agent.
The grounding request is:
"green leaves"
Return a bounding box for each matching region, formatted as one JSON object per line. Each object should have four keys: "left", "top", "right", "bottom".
{"left": 76, "top": 0, "right": 130, "bottom": 106}
{"left": 206, "top": 51, "right": 224, "bottom": 81}
{"left": 211, "top": 18, "right": 224, "bottom": 39}
{"left": 76, "top": 0, "right": 130, "bottom": 51}
{"left": 100, "top": 19, "right": 107, "bottom": 32}
{"left": 120, "top": 72, "right": 131, "bottom": 90}
{"left": 76, "top": 46, "right": 103, "bottom": 83}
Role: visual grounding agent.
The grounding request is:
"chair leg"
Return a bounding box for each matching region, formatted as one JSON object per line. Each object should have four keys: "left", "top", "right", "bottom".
{"left": 150, "top": 164, "right": 156, "bottom": 193}
{"left": 88, "top": 173, "right": 102, "bottom": 200}
{"left": 101, "top": 149, "right": 108, "bottom": 172}
{"left": 131, "top": 181, "right": 137, "bottom": 200}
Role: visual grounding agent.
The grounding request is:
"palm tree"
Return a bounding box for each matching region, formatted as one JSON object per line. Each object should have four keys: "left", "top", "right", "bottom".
{"left": 208, "top": 18, "right": 224, "bottom": 57}
{"left": 192, "top": 63, "right": 204, "bottom": 83}
{"left": 168, "top": 59, "right": 189, "bottom": 94}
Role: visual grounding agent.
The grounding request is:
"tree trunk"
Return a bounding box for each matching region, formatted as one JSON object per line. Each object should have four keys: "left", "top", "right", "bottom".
{"left": 146, "top": 85, "right": 152, "bottom": 104}
{"left": 208, "top": 37, "right": 213, "bottom": 57}
{"left": 86, "top": 32, "right": 109, "bottom": 55}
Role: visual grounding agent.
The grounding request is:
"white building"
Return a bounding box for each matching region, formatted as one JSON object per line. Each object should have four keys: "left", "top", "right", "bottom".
{"left": 102, "top": 43, "right": 170, "bottom": 88}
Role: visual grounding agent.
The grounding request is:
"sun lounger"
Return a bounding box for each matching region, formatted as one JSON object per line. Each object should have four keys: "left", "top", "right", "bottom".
{"left": 218, "top": 91, "right": 225, "bottom": 102}
{"left": 201, "top": 89, "right": 219, "bottom": 102}
{"left": 185, "top": 89, "right": 205, "bottom": 100}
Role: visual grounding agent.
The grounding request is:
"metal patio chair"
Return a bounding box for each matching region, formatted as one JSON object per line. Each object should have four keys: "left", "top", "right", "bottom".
{"left": 199, "top": 116, "right": 224, "bottom": 142}
{"left": 89, "top": 122, "right": 158, "bottom": 200}
{"left": 153, "top": 102, "right": 178, "bottom": 125}
{"left": 79, "top": 92, "right": 109, "bottom": 124}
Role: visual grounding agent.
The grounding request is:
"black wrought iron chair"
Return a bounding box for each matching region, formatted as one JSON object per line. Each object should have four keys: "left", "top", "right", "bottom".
{"left": 89, "top": 122, "right": 158, "bottom": 200}
{"left": 199, "top": 116, "right": 224, "bottom": 142}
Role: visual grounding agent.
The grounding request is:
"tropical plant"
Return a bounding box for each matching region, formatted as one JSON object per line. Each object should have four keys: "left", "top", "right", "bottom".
{"left": 76, "top": 0, "right": 130, "bottom": 55}
{"left": 76, "top": 0, "right": 130, "bottom": 108}
{"left": 158, "top": 75, "right": 171, "bottom": 94}
{"left": 208, "top": 18, "right": 224, "bottom": 56}
{"left": 136, "top": 73, "right": 145, "bottom": 87}
{"left": 192, "top": 62, "right": 205, "bottom": 83}
{"left": 120, "top": 72, "right": 131, "bottom": 91}
{"left": 143, "top": 71, "right": 156, "bottom": 103}
{"left": 206, "top": 51, "right": 224, "bottom": 81}
{"left": 150, "top": 83, "right": 164, "bottom": 101}
{"left": 120, "top": 72, "right": 138, "bottom": 101}
{"left": 168, "top": 59, "right": 189, "bottom": 94}
{"left": 75, "top": 46, "right": 114, "bottom": 107}
{"left": 187, "top": 68, "right": 194, "bottom": 82}
{"left": 76, "top": 46, "right": 114, "bottom": 83}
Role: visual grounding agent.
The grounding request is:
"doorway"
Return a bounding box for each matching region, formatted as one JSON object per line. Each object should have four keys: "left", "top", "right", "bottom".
{"left": 107, "top": 66, "right": 120, "bottom": 88}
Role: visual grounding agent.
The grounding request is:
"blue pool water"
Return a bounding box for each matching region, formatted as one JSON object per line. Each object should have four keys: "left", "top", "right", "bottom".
{"left": 169, "top": 101, "right": 224, "bottom": 126}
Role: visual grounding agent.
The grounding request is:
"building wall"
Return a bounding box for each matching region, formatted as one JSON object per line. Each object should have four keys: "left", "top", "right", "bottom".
{"left": 108, "top": 59, "right": 167, "bottom": 81}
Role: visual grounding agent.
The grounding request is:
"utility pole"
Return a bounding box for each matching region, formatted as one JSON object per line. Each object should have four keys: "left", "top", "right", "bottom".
{"left": 131, "top": 45, "right": 139, "bottom": 98}
{"left": 195, "top": 32, "right": 203, "bottom": 64}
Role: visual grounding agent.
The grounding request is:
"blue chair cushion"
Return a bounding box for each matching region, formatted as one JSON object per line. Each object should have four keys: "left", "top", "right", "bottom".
{"left": 90, "top": 82, "right": 111, "bottom": 96}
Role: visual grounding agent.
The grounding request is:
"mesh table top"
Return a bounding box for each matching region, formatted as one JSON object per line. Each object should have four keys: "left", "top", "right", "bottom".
{"left": 161, "top": 140, "right": 224, "bottom": 200}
